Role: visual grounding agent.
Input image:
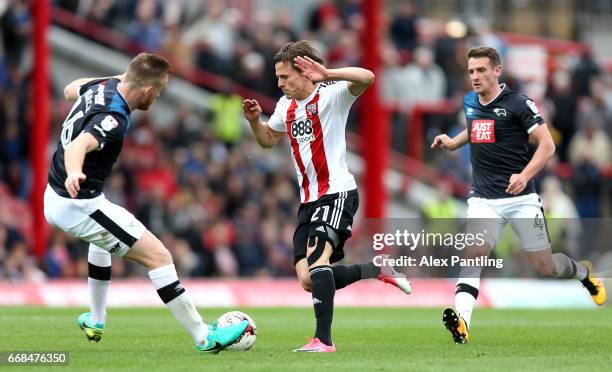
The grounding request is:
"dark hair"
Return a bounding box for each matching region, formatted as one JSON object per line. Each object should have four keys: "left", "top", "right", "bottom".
{"left": 467, "top": 46, "right": 502, "bottom": 67}
{"left": 273, "top": 41, "right": 325, "bottom": 68}
{"left": 125, "top": 53, "right": 172, "bottom": 88}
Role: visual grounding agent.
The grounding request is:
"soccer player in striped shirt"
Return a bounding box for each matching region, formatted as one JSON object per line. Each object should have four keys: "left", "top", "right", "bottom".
{"left": 244, "top": 41, "right": 412, "bottom": 353}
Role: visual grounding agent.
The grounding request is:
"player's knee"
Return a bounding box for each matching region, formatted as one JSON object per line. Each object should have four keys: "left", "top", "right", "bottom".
{"left": 128, "top": 231, "right": 174, "bottom": 269}
{"left": 299, "top": 277, "right": 312, "bottom": 292}
{"left": 146, "top": 244, "right": 173, "bottom": 269}
{"left": 155, "top": 246, "right": 173, "bottom": 266}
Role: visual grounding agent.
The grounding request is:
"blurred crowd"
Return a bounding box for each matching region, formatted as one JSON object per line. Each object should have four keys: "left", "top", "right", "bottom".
{"left": 52, "top": 0, "right": 611, "bottom": 168}
{"left": 0, "top": 0, "right": 611, "bottom": 281}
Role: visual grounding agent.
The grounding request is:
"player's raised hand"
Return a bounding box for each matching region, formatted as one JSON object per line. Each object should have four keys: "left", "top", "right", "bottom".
{"left": 242, "top": 99, "right": 262, "bottom": 122}
{"left": 506, "top": 173, "right": 528, "bottom": 195}
{"left": 293, "top": 56, "right": 329, "bottom": 83}
{"left": 431, "top": 134, "right": 454, "bottom": 151}
{"left": 65, "top": 172, "right": 86, "bottom": 198}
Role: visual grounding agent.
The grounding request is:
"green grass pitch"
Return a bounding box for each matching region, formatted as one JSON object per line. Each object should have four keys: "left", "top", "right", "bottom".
{"left": 1, "top": 307, "right": 611, "bottom": 371}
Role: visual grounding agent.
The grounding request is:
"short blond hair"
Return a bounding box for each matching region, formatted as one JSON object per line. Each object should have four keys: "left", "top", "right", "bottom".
{"left": 125, "top": 53, "right": 172, "bottom": 88}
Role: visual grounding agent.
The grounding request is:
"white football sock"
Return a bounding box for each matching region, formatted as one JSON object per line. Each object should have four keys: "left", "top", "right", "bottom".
{"left": 573, "top": 261, "right": 588, "bottom": 280}
{"left": 88, "top": 244, "right": 111, "bottom": 324}
{"left": 148, "top": 264, "right": 208, "bottom": 344}
{"left": 455, "top": 269, "right": 481, "bottom": 330}
{"left": 552, "top": 253, "right": 588, "bottom": 280}
{"left": 455, "top": 291, "right": 477, "bottom": 329}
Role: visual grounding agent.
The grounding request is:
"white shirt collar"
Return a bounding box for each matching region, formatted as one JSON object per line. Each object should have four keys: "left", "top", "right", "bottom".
{"left": 478, "top": 83, "right": 506, "bottom": 106}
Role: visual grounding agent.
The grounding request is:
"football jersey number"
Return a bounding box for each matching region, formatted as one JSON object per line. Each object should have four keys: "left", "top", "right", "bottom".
{"left": 61, "top": 96, "right": 84, "bottom": 149}
{"left": 311, "top": 205, "right": 330, "bottom": 223}
{"left": 291, "top": 119, "right": 313, "bottom": 138}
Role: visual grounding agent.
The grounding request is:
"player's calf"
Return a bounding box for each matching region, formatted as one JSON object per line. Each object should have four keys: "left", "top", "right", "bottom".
{"left": 305, "top": 233, "right": 336, "bottom": 347}
{"left": 123, "top": 230, "right": 215, "bottom": 347}
{"left": 123, "top": 230, "right": 173, "bottom": 270}
{"left": 529, "top": 251, "right": 567, "bottom": 279}
{"left": 545, "top": 253, "right": 605, "bottom": 305}
{"left": 533, "top": 261, "right": 555, "bottom": 279}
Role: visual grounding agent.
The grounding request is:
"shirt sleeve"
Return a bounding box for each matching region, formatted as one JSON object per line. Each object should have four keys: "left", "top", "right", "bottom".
{"left": 515, "top": 96, "right": 545, "bottom": 134}
{"left": 332, "top": 80, "right": 359, "bottom": 109}
{"left": 82, "top": 113, "right": 128, "bottom": 149}
{"left": 78, "top": 78, "right": 108, "bottom": 96}
{"left": 267, "top": 100, "right": 287, "bottom": 132}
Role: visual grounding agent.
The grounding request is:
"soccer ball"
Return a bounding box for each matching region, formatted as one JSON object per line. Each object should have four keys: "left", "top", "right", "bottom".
{"left": 216, "top": 311, "right": 257, "bottom": 351}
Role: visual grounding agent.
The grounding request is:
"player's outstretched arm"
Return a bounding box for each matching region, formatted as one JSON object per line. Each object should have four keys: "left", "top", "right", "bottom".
{"left": 63, "top": 133, "right": 100, "bottom": 198}
{"left": 506, "top": 124, "right": 555, "bottom": 195}
{"left": 293, "top": 56, "right": 374, "bottom": 96}
{"left": 63, "top": 74, "right": 126, "bottom": 101}
{"left": 243, "top": 99, "right": 284, "bottom": 149}
{"left": 431, "top": 129, "right": 468, "bottom": 151}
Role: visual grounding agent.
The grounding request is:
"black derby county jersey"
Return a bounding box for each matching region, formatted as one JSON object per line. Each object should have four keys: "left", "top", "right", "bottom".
{"left": 48, "top": 78, "right": 131, "bottom": 199}
{"left": 464, "top": 84, "right": 544, "bottom": 199}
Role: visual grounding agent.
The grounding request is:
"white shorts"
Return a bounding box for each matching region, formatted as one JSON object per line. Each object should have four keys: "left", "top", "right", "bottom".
{"left": 44, "top": 184, "right": 146, "bottom": 256}
{"left": 466, "top": 193, "right": 551, "bottom": 251}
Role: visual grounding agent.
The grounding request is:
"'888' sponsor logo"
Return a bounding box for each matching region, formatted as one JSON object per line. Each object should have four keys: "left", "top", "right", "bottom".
{"left": 291, "top": 119, "right": 315, "bottom": 144}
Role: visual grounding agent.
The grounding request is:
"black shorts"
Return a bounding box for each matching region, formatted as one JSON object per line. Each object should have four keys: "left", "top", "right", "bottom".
{"left": 293, "top": 189, "right": 359, "bottom": 265}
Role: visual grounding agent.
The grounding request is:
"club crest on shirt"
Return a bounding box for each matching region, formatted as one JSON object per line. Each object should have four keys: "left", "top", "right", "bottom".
{"left": 493, "top": 108, "right": 507, "bottom": 117}
{"left": 306, "top": 103, "right": 317, "bottom": 116}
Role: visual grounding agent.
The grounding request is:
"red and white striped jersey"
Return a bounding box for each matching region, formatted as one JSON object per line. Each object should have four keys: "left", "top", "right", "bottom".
{"left": 268, "top": 80, "right": 358, "bottom": 203}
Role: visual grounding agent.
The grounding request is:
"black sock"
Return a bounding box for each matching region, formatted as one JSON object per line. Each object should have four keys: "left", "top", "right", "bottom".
{"left": 359, "top": 261, "right": 382, "bottom": 279}
{"left": 331, "top": 265, "right": 361, "bottom": 289}
{"left": 332, "top": 262, "right": 382, "bottom": 289}
{"left": 309, "top": 265, "right": 335, "bottom": 346}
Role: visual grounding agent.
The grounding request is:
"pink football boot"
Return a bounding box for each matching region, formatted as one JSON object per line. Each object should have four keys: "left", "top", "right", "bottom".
{"left": 293, "top": 338, "right": 336, "bottom": 353}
